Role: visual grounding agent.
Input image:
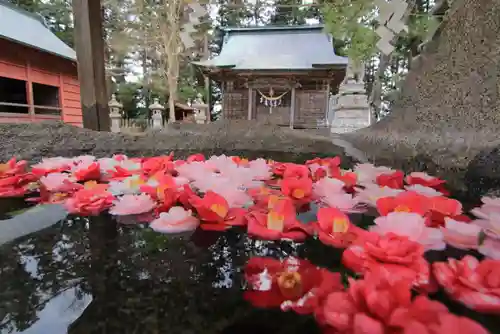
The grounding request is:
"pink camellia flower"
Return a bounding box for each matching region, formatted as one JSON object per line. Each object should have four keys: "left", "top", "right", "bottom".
{"left": 247, "top": 158, "right": 272, "bottom": 180}
{"left": 471, "top": 213, "right": 500, "bottom": 258}
{"left": 312, "top": 177, "right": 345, "bottom": 198}
{"left": 204, "top": 155, "right": 236, "bottom": 172}
{"left": 371, "top": 212, "right": 445, "bottom": 251}
{"left": 342, "top": 232, "right": 433, "bottom": 291}
{"left": 433, "top": 255, "right": 500, "bottom": 314}
{"left": 109, "top": 194, "right": 156, "bottom": 216}
{"left": 149, "top": 206, "right": 200, "bottom": 234}
{"left": 405, "top": 184, "right": 443, "bottom": 197}
{"left": 31, "top": 157, "right": 73, "bottom": 176}
{"left": 321, "top": 193, "right": 366, "bottom": 214}
{"left": 353, "top": 163, "right": 395, "bottom": 185}
{"left": 39, "top": 173, "right": 80, "bottom": 192}
{"left": 65, "top": 187, "right": 115, "bottom": 216}
{"left": 441, "top": 217, "right": 481, "bottom": 250}
{"left": 479, "top": 238, "right": 500, "bottom": 260}
{"left": 354, "top": 184, "right": 404, "bottom": 207}
{"left": 471, "top": 196, "right": 500, "bottom": 219}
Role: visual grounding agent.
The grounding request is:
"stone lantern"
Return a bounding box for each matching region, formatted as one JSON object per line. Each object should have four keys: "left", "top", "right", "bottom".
{"left": 108, "top": 94, "right": 123, "bottom": 133}
{"left": 149, "top": 98, "right": 165, "bottom": 129}
{"left": 191, "top": 93, "right": 208, "bottom": 124}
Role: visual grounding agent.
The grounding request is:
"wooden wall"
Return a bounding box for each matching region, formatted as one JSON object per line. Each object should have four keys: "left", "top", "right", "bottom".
{"left": 0, "top": 38, "right": 83, "bottom": 127}
{"left": 221, "top": 76, "right": 331, "bottom": 128}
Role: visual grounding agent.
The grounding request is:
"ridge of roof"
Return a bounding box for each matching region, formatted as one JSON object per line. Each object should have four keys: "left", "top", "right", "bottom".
{"left": 223, "top": 24, "right": 325, "bottom": 33}
{"left": 0, "top": 0, "right": 76, "bottom": 61}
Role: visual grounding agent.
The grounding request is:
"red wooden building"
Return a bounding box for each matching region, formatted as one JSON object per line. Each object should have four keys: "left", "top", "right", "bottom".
{"left": 0, "top": 0, "right": 82, "bottom": 126}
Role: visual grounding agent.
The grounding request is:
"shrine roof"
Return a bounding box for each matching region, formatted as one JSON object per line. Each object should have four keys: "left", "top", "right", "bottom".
{"left": 193, "top": 25, "right": 348, "bottom": 71}
{"left": 0, "top": 0, "right": 76, "bottom": 61}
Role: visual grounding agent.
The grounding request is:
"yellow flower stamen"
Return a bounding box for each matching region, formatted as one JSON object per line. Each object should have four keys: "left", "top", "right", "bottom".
{"left": 394, "top": 205, "right": 410, "bottom": 212}
{"left": 332, "top": 217, "right": 349, "bottom": 233}
{"left": 277, "top": 271, "right": 303, "bottom": 299}
{"left": 292, "top": 188, "right": 305, "bottom": 199}
{"left": 267, "top": 211, "right": 284, "bottom": 232}
{"left": 210, "top": 204, "right": 228, "bottom": 218}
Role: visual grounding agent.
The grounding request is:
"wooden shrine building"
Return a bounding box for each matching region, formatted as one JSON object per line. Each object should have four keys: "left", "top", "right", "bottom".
{"left": 193, "top": 25, "right": 348, "bottom": 129}
{"left": 0, "top": 0, "right": 82, "bottom": 126}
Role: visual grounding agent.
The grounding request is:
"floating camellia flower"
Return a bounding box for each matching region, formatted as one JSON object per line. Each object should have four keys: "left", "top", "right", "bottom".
{"left": 149, "top": 206, "right": 199, "bottom": 234}
{"left": 281, "top": 176, "right": 313, "bottom": 207}
{"left": 371, "top": 212, "right": 445, "bottom": 251}
{"left": 354, "top": 184, "right": 404, "bottom": 207}
{"left": 65, "top": 186, "right": 114, "bottom": 216}
{"left": 433, "top": 255, "right": 500, "bottom": 314}
{"left": 441, "top": 217, "right": 481, "bottom": 250}
{"left": 313, "top": 207, "right": 377, "bottom": 248}
{"left": 244, "top": 256, "right": 343, "bottom": 315}
{"left": 1, "top": 153, "right": 500, "bottom": 331}
{"left": 189, "top": 191, "right": 246, "bottom": 231}
{"left": 109, "top": 193, "right": 156, "bottom": 216}
{"left": 30, "top": 157, "right": 73, "bottom": 176}
{"left": 342, "top": 232, "right": 433, "bottom": 291}
{"left": 246, "top": 197, "right": 309, "bottom": 241}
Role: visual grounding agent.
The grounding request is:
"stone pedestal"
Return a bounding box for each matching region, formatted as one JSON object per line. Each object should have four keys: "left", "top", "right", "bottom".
{"left": 330, "top": 80, "right": 371, "bottom": 134}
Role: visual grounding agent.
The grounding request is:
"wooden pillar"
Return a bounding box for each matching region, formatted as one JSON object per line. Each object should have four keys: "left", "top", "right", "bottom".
{"left": 72, "top": 0, "right": 110, "bottom": 131}
{"left": 247, "top": 86, "right": 253, "bottom": 120}
{"left": 25, "top": 61, "right": 34, "bottom": 120}
{"left": 289, "top": 87, "right": 296, "bottom": 129}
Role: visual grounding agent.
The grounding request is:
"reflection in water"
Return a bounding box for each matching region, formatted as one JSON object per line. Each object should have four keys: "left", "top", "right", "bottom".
{"left": 0, "top": 210, "right": 330, "bottom": 334}
{"left": 1, "top": 204, "right": 499, "bottom": 333}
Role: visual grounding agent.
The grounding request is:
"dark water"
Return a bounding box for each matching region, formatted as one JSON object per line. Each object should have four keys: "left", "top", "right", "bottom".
{"left": 1, "top": 202, "right": 499, "bottom": 334}
{"left": 1, "top": 184, "right": 500, "bottom": 334}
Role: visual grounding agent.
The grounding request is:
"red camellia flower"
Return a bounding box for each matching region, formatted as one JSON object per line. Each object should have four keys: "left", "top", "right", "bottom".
{"left": 73, "top": 162, "right": 101, "bottom": 182}
{"left": 376, "top": 170, "right": 405, "bottom": 189}
{"left": 342, "top": 232, "right": 433, "bottom": 291}
{"left": 388, "top": 295, "right": 488, "bottom": 334}
{"left": 247, "top": 186, "right": 281, "bottom": 210}
{"left": 406, "top": 171, "right": 449, "bottom": 195}
{"left": 317, "top": 272, "right": 488, "bottom": 334}
{"left": 189, "top": 191, "right": 246, "bottom": 231}
{"left": 330, "top": 170, "right": 357, "bottom": 190}
{"left": 0, "top": 158, "right": 28, "bottom": 177}
{"left": 246, "top": 197, "right": 309, "bottom": 241}
{"left": 427, "top": 195, "right": 463, "bottom": 227}
{"left": 141, "top": 154, "right": 174, "bottom": 176}
{"left": 244, "top": 256, "right": 342, "bottom": 315}
{"left": 313, "top": 207, "right": 378, "bottom": 249}
{"left": 0, "top": 158, "right": 38, "bottom": 197}
{"left": 433, "top": 255, "right": 500, "bottom": 314}
{"left": 316, "top": 272, "right": 412, "bottom": 333}
{"left": 281, "top": 177, "right": 313, "bottom": 206}
{"left": 376, "top": 191, "right": 430, "bottom": 216}
{"left": 283, "top": 163, "right": 310, "bottom": 179}
{"left": 64, "top": 186, "right": 114, "bottom": 216}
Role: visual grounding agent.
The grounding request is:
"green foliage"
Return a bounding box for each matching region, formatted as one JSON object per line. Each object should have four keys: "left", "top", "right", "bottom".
{"left": 322, "top": 0, "right": 378, "bottom": 61}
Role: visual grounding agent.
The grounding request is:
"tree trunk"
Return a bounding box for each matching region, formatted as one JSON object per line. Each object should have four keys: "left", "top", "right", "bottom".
{"left": 368, "top": 53, "right": 390, "bottom": 121}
